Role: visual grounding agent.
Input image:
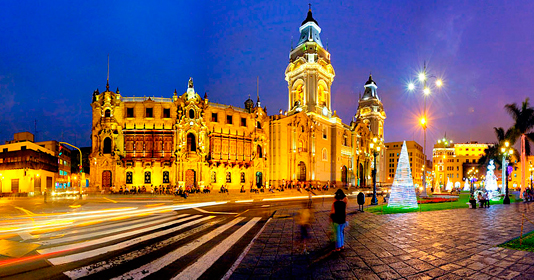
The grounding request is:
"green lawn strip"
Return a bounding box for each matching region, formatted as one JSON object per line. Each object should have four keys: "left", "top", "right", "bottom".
{"left": 499, "top": 230, "right": 534, "bottom": 252}
{"left": 367, "top": 193, "right": 522, "bottom": 214}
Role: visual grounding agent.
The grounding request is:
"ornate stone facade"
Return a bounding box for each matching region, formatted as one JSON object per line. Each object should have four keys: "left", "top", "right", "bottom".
{"left": 89, "top": 8, "right": 385, "bottom": 191}
{"left": 90, "top": 80, "right": 268, "bottom": 192}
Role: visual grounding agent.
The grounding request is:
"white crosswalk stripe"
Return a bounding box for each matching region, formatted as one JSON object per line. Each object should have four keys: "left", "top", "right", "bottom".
{"left": 172, "top": 217, "right": 261, "bottom": 280}
{"left": 26, "top": 213, "right": 264, "bottom": 280}
{"left": 37, "top": 214, "right": 198, "bottom": 255}
{"left": 63, "top": 216, "right": 219, "bottom": 279}
{"left": 110, "top": 217, "right": 247, "bottom": 280}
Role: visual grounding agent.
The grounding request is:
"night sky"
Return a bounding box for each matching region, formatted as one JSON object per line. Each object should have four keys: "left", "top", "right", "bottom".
{"left": 1, "top": 1, "right": 533, "bottom": 155}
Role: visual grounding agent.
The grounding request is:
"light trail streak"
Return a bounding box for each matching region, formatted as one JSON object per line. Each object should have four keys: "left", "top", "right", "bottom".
{"left": 0, "top": 201, "right": 228, "bottom": 235}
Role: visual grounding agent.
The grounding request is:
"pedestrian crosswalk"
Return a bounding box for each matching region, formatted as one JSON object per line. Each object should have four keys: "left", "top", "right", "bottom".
{"left": 17, "top": 212, "right": 264, "bottom": 280}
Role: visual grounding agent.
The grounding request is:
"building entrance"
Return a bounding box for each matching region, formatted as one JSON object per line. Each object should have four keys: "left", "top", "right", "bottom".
{"left": 256, "top": 172, "right": 263, "bottom": 187}
{"left": 102, "top": 170, "right": 112, "bottom": 192}
{"left": 185, "top": 169, "right": 196, "bottom": 188}
{"left": 341, "top": 166, "right": 348, "bottom": 186}
{"left": 297, "top": 161, "right": 306, "bottom": 181}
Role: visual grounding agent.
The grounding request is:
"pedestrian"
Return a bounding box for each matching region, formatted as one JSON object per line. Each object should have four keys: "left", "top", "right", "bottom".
{"left": 484, "top": 191, "right": 490, "bottom": 208}
{"left": 330, "top": 189, "right": 348, "bottom": 252}
{"left": 297, "top": 199, "right": 313, "bottom": 254}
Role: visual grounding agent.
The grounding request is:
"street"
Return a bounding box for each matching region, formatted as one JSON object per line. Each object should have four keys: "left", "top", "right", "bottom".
{"left": 0, "top": 193, "right": 331, "bottom": 280}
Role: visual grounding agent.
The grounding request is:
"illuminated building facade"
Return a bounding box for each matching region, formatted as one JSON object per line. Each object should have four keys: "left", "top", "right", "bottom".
{"left": 267, "top": 8, "right": 384, "bottom": 188}
{"left": 385, "top": 141, "right": 425, "bottom": 187}
{"left": 432, "top": 138, "right": 490, "bottom": 189}
{"left": 0, "top": 132, "right": 71, "bottom": 195}
{"left": 90, "top": 79, "right": 268, "bottom": 192}
{"left": 90, "top": 8, "right": 385, "bottom": 191}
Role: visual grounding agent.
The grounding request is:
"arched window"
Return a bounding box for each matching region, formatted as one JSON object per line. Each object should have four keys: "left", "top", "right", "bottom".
{"left": 240, "top": 172, "right": 245, "bottom": 183}
{"left": 211, "top": 171, "right": 217, "bottom": 183}
{"left": 189, "top": 109, "right": 195, "bottom": 119}
{"left": 322, "top": 148, "right": 327, "bottom": 161}
{"left": 144, "top": 171, "right": 151, "bottom": 184}
{"left": 126, "top": 171, "right": 133, "bottom": 184}
{"left": 226, "top": 172, "right": 232, "bottom": 183}
{"left": 256, "top": 121, "right": 261, "bottom": 129}
{"left": 187, "top": 133, "right": 196, "bottom": 152}
{"left": 257, "top": 145, "right": 262, "bottom": 158}
{"left": 103, "top": 137, "right": 112, "bottom": 154}
{"left": 318, "top": 83, "right": 327, "bottom": 106}
{"left": 104, "top": 109, "right": 111, "bottom": 118}
{"left": 163, "top": 171, "right": 169, "bottom": 184}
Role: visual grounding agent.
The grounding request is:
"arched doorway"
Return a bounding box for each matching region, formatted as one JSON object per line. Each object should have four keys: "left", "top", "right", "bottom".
{"left": 359, "top": 163, "right": 364, "bottom": 187}
{"left": 256, "top": 172, "right": 263, "bottom": 187}
{"left": 341, "top": 166, "right": 348, "bottom": 186}
{"left": 297, "top": 161, "right": 306, "bottom": 181}
{"left": 185, "top": 169, "right": 196, "bottom": 188}
{"left": 102, "top": 170, "right": 112, "bottom": 192}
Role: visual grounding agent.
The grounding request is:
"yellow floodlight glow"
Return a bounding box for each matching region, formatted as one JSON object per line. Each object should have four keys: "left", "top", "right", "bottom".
{"left": 436, "top": 79, "right": 443, "bottom": 87}
{"left": 505, "top": 141, "right": 510, "bottom": 147}
{"left": 423, "top": 88, "right": 430, "bottom": 95}
{"left": 420, "top": 117, "right": 426, "bottom": 126}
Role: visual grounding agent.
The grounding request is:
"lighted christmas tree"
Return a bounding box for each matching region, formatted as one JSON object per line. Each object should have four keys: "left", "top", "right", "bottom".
{"left": 446, "top": 178, "right": 453, "bottom": 191}
{"left": 388, "top": 141, "right": 418, "bottom": 208}
{"left": 463, "top": 179, "right": 470, "bottom": 191}
{"left": 485, "top": 159, "right": 498, "bottom": 191}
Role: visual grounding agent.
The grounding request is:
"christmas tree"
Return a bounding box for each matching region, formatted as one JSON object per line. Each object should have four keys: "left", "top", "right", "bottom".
{"left": 485, "top": 159, "right": 498, "bottom": 191}
{"left": 388, "top": 141, "right": 418, "bottom": 208}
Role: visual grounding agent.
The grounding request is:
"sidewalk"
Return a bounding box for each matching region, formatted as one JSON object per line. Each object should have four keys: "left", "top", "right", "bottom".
{"left": 229, "top": 201, "right": 534, "bottom": 280}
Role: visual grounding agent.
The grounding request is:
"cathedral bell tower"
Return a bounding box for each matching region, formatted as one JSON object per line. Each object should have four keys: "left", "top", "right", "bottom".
{"left": 285, "top": 7, "right": 335, "bottom": 116}
{"left": 356, "top": 75, "right": 386, "bottom": 139}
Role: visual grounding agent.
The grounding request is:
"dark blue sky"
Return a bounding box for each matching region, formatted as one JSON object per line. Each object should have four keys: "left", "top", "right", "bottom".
{"left": 1, "top": 1, "right": 533, "bottom": 154}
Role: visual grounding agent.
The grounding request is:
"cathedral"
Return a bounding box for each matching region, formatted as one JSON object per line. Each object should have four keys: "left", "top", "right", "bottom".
{"left": 89, "top": 8, "right": 386, "bottom": 192}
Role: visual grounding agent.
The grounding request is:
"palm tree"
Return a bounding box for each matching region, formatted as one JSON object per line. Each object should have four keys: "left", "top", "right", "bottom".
{"left": 504, "top": 98, "right": 534, "bottom": 195}
{"left": 478, "top": 127, "right": 515, "bottom": 168}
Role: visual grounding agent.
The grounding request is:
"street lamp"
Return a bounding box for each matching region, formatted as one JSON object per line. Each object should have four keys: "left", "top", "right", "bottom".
{"left": 501, "top": 141, "right": 513, "bottom": 204}
{"left": 408, "top": 62, "right": 443, "bottom": 198}
{"left": 420, "top": 117, "right": 427, "bottom": 194}
{"left": 467, "top": 167, "right": 479, "bottom": 195}
{"left": 370, "top": 137, "right": 381, "bottom": 205}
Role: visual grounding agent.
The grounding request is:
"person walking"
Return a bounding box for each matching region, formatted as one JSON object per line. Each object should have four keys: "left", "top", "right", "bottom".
{"left": 297, "top": 199, "right": 313, "bottom": 254}
{"left": 330, "top": 189, "right": 348, "bottom": 252}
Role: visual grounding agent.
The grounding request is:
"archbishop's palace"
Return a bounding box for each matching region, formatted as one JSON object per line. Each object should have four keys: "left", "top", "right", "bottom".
{"left": 89, "top": 9, "right": 386, "bottom": 192}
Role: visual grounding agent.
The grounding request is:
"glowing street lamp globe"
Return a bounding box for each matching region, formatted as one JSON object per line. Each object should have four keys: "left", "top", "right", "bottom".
{"left": 418, "top": 72, "right": 426, "bottom": 81}
{"left": 436, "top": 79, "right": 443, "bottom": 87}
{"left": 408, "top": 83, "right": 415, "bottom": 91}
{"left": 423, "top": 88, "right": 430, "bottom": 95}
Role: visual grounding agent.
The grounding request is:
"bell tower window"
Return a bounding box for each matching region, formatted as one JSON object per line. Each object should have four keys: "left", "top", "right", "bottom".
{"left": 104, "top": 109, "right": 111, "bottom": 118}
{"left": 189, "top": 109, "right": 195, "bottom": 119}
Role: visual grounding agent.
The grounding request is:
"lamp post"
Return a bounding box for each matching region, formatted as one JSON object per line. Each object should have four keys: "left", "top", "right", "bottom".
{"left": 370, "top": 137, "right": 381, "bottom": 205}
{"left": 501, "top": 141, "right": 513, "bottom": 204}
{"left": 467, "top": 167, "right": 479, "bottom": 195}
{"left": 408, "top": 62, "right": 443, "bottom": 197}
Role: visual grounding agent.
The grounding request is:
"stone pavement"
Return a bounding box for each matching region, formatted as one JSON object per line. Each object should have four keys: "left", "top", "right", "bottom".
{"left": 229, "top": 201, "right": 534, "bottom": 280}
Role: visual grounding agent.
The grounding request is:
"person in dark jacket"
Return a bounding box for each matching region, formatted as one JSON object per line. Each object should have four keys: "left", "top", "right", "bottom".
{"left": 330, "top": 189, "right": 348, "bottom": 251}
